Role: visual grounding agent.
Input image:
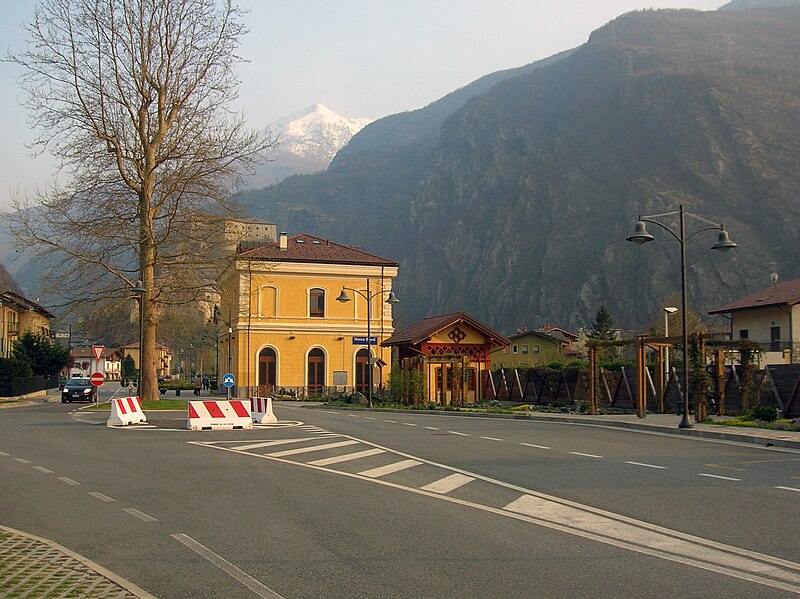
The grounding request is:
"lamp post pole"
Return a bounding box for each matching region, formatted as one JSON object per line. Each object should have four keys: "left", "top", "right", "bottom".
{"left": 131, "top": 280, "right": 146, "bottom": 396}
{"left": 663, "top": 306, "right": 677, "bottom": 386}
{"left": 627, "top": 205, "right": 736, "bottom": 429}
{"left": 337, "top": 279, "right": 399, "bottom": 409}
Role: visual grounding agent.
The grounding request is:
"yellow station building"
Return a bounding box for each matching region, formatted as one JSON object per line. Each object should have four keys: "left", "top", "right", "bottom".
{"left": 216, "top": 232, "right": 399, "bottom": 398}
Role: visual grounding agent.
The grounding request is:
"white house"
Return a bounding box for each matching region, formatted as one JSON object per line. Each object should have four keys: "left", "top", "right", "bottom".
{"left": 709, "top": 278, "right": 800, "bottom": 366}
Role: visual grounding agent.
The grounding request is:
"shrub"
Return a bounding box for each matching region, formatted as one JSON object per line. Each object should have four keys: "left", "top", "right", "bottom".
{"left": 0, "top": 358, "right": 34, "bottom": 379}
{"left": 741, "top": 405, "right": 779, "bottom": 422}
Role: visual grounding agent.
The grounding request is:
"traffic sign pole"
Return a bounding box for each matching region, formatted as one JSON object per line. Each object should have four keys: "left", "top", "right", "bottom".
{"left": 222, "top": 373, "right": 235, "bottom": 400}
{"left": 90, "top": 372, "right": 105, "bottom": 405}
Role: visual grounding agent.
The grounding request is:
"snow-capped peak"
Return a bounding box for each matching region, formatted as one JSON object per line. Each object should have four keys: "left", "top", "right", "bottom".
{"left": 262, "top": 104, "right": 372, "bottom": 162}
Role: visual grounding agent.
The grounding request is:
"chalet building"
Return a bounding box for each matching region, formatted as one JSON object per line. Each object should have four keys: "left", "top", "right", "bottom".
{"left": 0, "top": 291, "right": 56, "bottom": 358}
{"left": 709, "top": 277, "right": 800, "bottom": 366}
{"left": 123, "top": 343, "right": 173, "bottom": 379}
{"left": 383, "top": 312, "right": 509, "bottom": 405}
{"left": 216, "top": 232, "right": 399, "bottom": 397}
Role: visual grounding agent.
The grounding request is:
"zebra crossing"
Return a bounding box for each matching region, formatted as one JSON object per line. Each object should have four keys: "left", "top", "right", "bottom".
{"left": 190, "top": 423, "right": 800, "bottom": 595}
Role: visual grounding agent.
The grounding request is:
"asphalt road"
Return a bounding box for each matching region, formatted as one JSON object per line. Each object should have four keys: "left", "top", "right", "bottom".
{"left": 1, "top": 397, "right": 799, "bottom": 598}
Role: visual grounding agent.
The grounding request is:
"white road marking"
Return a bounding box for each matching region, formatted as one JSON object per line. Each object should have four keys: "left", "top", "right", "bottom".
{"left": 309, "top": 448, "right": 385, "bottom": 466}
{"left": 364, "top": 417, "right": 377, "bottom": 420}
{"left": 348, "top": 414, "right": 360, "bottom": 418}
{"left": 624, "top": 461, "right": 667, "bottom": 470}
{"left": 268, "top": 440, "right": 358, "bottom": 458}
{"left": 699, "top": 473, "right": 742, "bottom": 482}
{"left": 520, "top": 443, "right": 550, "bottom": 450}
{"left": 58, "top": 477, "right": 80, "bottom": 486}
{"left": 425, "top": 426, "right": 439, "bottom": 431}
{"left": 402, "top": 423, "right": 417, "bottom": 427}
{"left": 172, "top": 533, "right": 284, "bottom": 599}
{"left": 385, "top": 419, "right": 397, "bottom": 423}
{"left": 420, "top": 473, "right": 475, "bottom": 494}
{"left": 359, "top": 459, "right": 422, "bottom": 478}
{"left": 233, "top": 438, "right": 317, "bottom": 451}
{"left": 14, "top": 458, "right": 31, "bottom": 464}
{"left": 33, "top": 466, "right": 54, "bottom": 473}
{"left": 503, "top": 494, "right": 800, "bottom": 593}
{"left": 448, "top": 431, "right": 469, "bottom": 436}
{"left": 123, "top": 508, "right": 157, "bottom": 522}
{"left": 776, "top": 486, "right": 800, "bottom": 493}
{"left": 88, "top": 492, "right": 115, "bottom": 502}
{"left": 480, "top": 436, "right": 503, "bottom": 442}
{"left": 0, "top": 451, "right": 9, "bottom": 456}
{"left": 570, "top": 452, "right": 603, "bottom": 459}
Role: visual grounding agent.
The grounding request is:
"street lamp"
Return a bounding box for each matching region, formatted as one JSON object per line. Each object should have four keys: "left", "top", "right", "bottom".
{"left": 336, "top": 278, "right": 399, "bottom": 408}
{"left": 663, "top": 306, "right": 678, "bottom": 386}
{"left": 627, "top": 205, "right": 736, "bottom": 429}
{"left": 130, "top": 280, "right": 146, "bottom": 395}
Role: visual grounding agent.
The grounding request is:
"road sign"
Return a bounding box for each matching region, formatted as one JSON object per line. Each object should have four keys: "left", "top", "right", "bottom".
{"left": 90, "top": 372, "right": 105, "bottom": 387}
{"left": 222, "top": 373, "right": 235, "bottom": 388}
{"left": 92, "top": 345, "right": 104, "bottom": 361}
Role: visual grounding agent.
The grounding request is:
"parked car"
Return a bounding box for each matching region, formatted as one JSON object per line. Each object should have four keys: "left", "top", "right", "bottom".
{"left": 61, "top": 377, "right": 96, "bottom": 403}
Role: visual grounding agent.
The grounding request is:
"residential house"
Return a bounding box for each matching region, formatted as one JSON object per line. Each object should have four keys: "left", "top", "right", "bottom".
{"left": 491, "top": 329, "right": 564, "bottom": 368}
{"left": 123, "top": 343, "right": 173, "bottom": 379}
{"left": 383, "top": 312, "right": 509, "bottom": 405}
{"left": 216, "top": 232, "right": 399, "bottom": 398}
{"left": 0, "top": 291, "right": 56, "bottom": 358}
{"left": 709, "top": 277, "right": 800, "bottom": 366}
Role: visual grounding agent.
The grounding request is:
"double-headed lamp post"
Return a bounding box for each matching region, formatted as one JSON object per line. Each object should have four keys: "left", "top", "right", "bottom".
{"left": 131, "top": 280, "right": 146, "bottom": 395}
{"left": 627, "top": 205, "right": 736, "bottom": 429}
{"left": 336, "top": 279, "right": 399, "bottom": 408}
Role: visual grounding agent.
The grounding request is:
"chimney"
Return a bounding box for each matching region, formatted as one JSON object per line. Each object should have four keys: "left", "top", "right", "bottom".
{"left": 279, "top": 232, "right": 287, "bottom": 250}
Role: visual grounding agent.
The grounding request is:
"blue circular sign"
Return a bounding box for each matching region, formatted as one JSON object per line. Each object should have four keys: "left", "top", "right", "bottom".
{"left": 222, "top": 373, "right": 235, "bottom": 388}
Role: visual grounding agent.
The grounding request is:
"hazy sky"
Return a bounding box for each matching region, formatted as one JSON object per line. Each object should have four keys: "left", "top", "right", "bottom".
{"left": 0, "top": 0, "right": 723, "bottom": 209}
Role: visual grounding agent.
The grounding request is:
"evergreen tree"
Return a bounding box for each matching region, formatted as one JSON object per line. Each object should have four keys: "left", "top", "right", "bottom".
{"left": 588, "top": 306, "right": 617, "bottom": 340}
{"left": 11, "top": 332, "right": 70, "bottom": 377}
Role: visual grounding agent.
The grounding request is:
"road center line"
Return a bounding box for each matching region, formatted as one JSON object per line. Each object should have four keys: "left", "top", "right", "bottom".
{"left": 88, "top": 492, "right": 115, "bottom": 502}
{"left": 425, "top": 426, "right": 439, "bottom": 431}
{"left": 385, "top": 420, "right": 397, "bottom": 423}
{"left": 58, "top": 477, "right": 80, "bottom": 486}
{"left": 480, "top": 436, "right": 503, "bottom": 442}
{"left": 698, "top": 473, "right": 742, "bottom": 482}
{"left": 14, "top": 458, "right": 31, "bottom": 464}
{"left": 123, "top": 508, "right": 157, "bottom": 522}
{"left": 33, "top": 466, "right": 54, "bottom": 473}
{"left": 776, "top": 486, "right": 800, "bottom": 493}
{"left": 624, "top": 461, "right": 667, "bottom": 469}
{"left": 448, "top": 431, "right": 469, "bottom": 436}
{"left": 0, "top": 451, "right": 9, "bottom": 456}
{"left": 570, "top": 452, "right": 603, "bottom": 459}
{"left": 172, "top": 533, "right": 285, "bottom": 599}
{"left": 520, "top": 443, "right": 550, "bottom": 450}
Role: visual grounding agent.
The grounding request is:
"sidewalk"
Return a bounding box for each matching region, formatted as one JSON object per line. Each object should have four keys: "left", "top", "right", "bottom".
{"left": 0, "top": 525, "right": 156, "bottom": 598}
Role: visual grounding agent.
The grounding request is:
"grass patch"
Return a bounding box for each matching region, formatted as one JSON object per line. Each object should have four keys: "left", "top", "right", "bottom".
{"left": 84, "top": 399, "right": 188, "bottom": 411}
{"left": 714, "top": 418, "right": 800, "bottom": 432}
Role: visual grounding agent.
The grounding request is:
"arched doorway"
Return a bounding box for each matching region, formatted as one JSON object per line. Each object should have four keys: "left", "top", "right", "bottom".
{"left": 307, "top": 348, "right": 325, "bottom": 394}
{"left": 258, "top": 347, "right": 276, "bottom": 393}
{"left": 355, "top": 348, "right": 371, "bottom": 393}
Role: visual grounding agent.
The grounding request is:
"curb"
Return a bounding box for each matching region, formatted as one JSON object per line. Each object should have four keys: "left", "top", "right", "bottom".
{"left": 303, "top": 404, "right": 800, "bottom": 451}
{"left": 0, "top": 525, "right": 158, "bottom": 599}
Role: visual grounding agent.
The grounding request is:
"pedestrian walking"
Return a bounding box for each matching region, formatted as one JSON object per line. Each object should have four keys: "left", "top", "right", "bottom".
{"left": 202, "top": 375, "right": 209, "bottom": 391}
{"left": 194, "top": 375, "right": 202, "bottom": 396}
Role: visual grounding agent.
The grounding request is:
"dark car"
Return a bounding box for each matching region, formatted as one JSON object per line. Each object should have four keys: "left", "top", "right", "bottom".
{"left": 61, "top": 377, "right": 96, "bottom": 403}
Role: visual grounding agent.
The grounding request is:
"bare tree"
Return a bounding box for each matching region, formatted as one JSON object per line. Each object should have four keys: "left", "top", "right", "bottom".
{"left": 6, "top": 0, "right": 272, "bottom": 400}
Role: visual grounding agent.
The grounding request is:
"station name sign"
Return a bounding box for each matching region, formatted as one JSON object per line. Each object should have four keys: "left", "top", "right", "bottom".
{"left": 352, "top": 336, "right": 377, "bottom": 345}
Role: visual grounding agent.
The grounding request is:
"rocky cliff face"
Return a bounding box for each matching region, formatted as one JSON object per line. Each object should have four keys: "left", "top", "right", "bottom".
{"left": 238, "top": 7, "right": 800, "bottom": 333}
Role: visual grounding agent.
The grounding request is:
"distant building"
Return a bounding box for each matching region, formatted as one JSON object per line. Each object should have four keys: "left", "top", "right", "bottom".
{"left": 709, "top": 278, "right": 800, "bottom": 366}
{"left": 0, "top": 291, "right": 56, "bottom": 358}
{"left": 123, "top": 343, "right": 173, "bottom": 379}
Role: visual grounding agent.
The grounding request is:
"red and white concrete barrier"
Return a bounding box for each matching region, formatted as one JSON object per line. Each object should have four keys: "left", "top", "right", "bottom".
{"left": 187, "top": 400, "right": 253, "bottom": 431}
{"left": 106, "top": 396, "right": 147, "bottom": 427}
{"left": 250, "top": 396, "right": 277, "bottom": 424}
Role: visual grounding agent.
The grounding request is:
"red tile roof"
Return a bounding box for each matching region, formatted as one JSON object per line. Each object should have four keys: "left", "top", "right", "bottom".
{"left": 238, "top": 233, "right": 398, "bottom": 267}
{"left": 383, "top": 311, "right": 510, "bottom": 347}
{"left": 709, "top": 278, "right": 800, "bottom": 314}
